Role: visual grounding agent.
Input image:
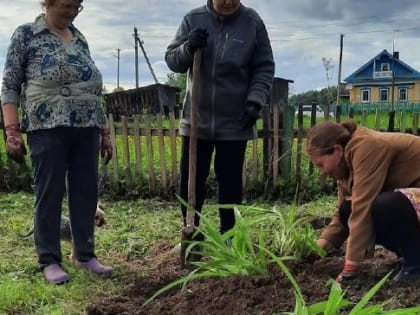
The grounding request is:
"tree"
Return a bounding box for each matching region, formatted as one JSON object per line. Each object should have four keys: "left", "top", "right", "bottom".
{"left": 113, "top": 87, "right": 125, "bottom": 92}
{"left": 166, "top": 72, "right": 187, "bottom": 102}
{"left": 322, "top": 57, "right": 335, "bottom": 112}
{"left": 289, "top": 86, "right": 337, "bottom": 111}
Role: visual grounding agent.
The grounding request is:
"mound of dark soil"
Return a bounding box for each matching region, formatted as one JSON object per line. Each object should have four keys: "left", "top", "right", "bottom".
{"left": 86, "top": 243, "right": 420, "bottom": 315}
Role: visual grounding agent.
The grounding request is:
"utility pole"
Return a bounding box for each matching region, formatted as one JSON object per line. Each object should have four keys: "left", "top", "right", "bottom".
{"left": 133, "top": 27, "right": 140, "bottom": 114}
{"left": 133, "top": 26, "right": 159, "bottom": 113}
{"left": 133, "top": 26, "right": 159, "bottom": 87}
{"left": 388, "top": 30, "right": 398, "bottom": 131}
{"left": 336, "top": 34, "right": 344, "bottom": 120}
{"left": 391, "top": 30, "right": 398, "bottom": 111}
{"left": 134, "top": 27, "right": 139, "bottom": 89}
{"left": 116, "top": 48, "right": 121, "bottom": 89}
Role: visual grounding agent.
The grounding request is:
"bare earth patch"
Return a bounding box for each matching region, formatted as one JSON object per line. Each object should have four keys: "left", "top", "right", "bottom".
{"left": 86, "top": 242, "right": 420, "bottom": 315}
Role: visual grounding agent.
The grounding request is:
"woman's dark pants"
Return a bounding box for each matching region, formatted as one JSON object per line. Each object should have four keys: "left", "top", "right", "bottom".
{"left": 179, "top": 137, "right": 247, "bottom": 233}
{"left": 27, "top": 127, "right": 100, "bottom": 269}
{"left": 339, "top": 191, "right": 420, "bottom": 267}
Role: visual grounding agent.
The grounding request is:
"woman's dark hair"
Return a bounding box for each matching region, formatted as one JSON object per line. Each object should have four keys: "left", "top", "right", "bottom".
{"left": 307, "top": 120, "right": 357, "bottom": 155}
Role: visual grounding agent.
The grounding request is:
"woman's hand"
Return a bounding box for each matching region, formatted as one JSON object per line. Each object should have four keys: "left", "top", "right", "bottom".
{"left": 100, "top": 128, "right": 113, "bottom": 164}
{"left": 336, "top": 261, "right": 360, "bottom": 286}
{"left": 5, "top": 124, "right": 27, "bottom": 164}
{"left": 303, "top": 238, "right": 333, "bottom": 263}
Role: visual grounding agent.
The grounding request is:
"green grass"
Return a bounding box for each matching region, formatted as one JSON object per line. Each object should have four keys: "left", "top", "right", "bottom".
{"left": 0, "top": 193, "right": 182, "bottom": 314}
{"left": 1, "top": 191, "right": 418, "bottom": 314}
{"left": 0, "top": 191, "right": 332, "bottom": 314}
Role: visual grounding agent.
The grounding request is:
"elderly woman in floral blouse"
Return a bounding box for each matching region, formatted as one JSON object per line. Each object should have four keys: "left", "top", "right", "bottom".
{"left": 1, "top": 0, "right": 112, "bottom": 284}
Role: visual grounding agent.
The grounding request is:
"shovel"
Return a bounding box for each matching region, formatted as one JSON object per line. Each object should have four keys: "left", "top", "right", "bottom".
{"left": 180, "top": 49, "right": 202, "bottom": 267}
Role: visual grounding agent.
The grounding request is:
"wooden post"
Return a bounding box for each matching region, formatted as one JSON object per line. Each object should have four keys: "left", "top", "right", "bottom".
{"left": 412, "top": 113, "right": 418, "bottom": 135}
{"left": 169, "top": 111, "right": 178, "bottom": 187}
{"left": 296, "top": 103, "right": 304, "bottom": 187}
{"left": 133, "top": 115, "right": 142, "bottom": 177}
{"left": 272, "top": 103, "right": 279, "bottom": 183}
{"left": 156, "top": 112, "right": 168, "bottom": 194}
{"left": 281, "top": 103, "right": 294, "bottom": 183}
{"left": 121, "top": 116, "right": 131, "bottom": 183}
{"left": 145, "top": 115, "right": 155, "bottom": 194}
{"left": 108, "top": 114, "right": 119, "bottom": 182}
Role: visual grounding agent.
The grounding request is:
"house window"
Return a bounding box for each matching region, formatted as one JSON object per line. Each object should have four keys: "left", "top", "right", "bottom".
{"left": 379, "top": 88, "right": 389, "bottom": 102}
{"left": 381, "top": 63, "right": 389, "bottom": 71}
{"left": 399, "top": 88, "right": 408, "bottom": 102}
{"left": 360, "top": 89, "right": 370, "bottom": 103}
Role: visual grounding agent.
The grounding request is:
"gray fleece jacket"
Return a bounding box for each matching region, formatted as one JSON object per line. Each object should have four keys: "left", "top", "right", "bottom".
{"left": 165, "top": 0, "right": 275, "bottom": 140}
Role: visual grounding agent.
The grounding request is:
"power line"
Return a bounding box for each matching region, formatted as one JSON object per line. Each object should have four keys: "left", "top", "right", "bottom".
{"left": 270, "top": 26, "right": 420, "bottom": 42}
{"left": 265, "top": 10, "right": 420, "bottom": 28}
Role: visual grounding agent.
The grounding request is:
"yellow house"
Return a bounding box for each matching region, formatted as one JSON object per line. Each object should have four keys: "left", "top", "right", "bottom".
{"left": 344, "top": 50, "right": 420, "bottom": 108}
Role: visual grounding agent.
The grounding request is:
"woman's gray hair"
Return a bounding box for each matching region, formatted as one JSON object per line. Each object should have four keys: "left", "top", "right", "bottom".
{"left": 41, "top": 0, "right": 83, "bottom": 7}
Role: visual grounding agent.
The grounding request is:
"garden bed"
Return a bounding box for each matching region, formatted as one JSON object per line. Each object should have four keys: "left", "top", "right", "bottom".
{"left": 86, "top": 243, "right": 420, "bottom": 314}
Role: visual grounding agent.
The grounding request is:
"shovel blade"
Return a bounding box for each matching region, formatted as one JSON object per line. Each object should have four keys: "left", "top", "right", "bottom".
{"left": 180, "top": 229, "right": 205, "bottom": 268}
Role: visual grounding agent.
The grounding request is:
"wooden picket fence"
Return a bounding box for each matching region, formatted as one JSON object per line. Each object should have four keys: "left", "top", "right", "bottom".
{"left": 99, "top": 102, "right": 297, "bottom": 200}
{"left": 1, "top": 104, "right": 419, "bottom": 201}
{"left": 96, "top": 104, "right": 420, "bottom": 200}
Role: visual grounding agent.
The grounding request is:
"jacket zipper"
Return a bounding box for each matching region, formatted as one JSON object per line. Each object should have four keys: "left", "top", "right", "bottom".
{"left": 211, "top": 20, "right": 228, "bottom": 139}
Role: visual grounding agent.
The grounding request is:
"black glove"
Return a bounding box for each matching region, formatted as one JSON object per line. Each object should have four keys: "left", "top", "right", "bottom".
{"left": 239, "top": 102, "right": 261, "bottom": 130}
{"left": 187, "top": 28, "right": 208, "bottom": 54}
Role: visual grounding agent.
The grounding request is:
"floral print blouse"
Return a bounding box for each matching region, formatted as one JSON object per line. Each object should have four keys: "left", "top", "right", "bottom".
{"left": 1, "top": 14, "right": 106, "bottom": 132}
{"left": 396, "top": 188, "right": 420, "bottom": 223}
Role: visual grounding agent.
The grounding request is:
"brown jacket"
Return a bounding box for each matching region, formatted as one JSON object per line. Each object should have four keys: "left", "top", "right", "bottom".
{"left": 320, "top": 126, "right": 420, "bottom": 262}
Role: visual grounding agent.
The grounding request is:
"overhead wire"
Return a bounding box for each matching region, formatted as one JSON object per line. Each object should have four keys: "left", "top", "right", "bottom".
{"left": 266, "top": 10, "right": 420, "bottom": 42}
{"left": 271, "top": 27, "right": 420, "bottom": 42}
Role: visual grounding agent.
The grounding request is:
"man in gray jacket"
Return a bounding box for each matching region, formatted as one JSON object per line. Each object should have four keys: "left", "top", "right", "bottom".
{"left": 166, "top": 0, "right": 274, "bottom": 234}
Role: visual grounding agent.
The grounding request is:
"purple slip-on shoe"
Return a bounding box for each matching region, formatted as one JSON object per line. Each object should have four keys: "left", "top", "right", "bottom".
{"left": 43, "top": 264, "right": 69, "bottom": 284}
{"left": 74, "top": 258, "right": 113, "bottom": 277}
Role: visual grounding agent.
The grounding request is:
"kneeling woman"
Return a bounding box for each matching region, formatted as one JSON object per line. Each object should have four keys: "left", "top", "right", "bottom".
{"left": 307, "top": 120, "right": 420, "bottom": 283}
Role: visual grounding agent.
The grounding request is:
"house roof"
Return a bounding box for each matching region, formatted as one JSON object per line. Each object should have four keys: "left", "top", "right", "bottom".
{"left": 344, "top": 49, "right": 420, "bottom": 84}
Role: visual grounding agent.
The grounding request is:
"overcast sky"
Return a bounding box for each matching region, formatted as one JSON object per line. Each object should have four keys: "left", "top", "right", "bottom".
{"left": 1, "top": 0, "right": 420, "bottom": 95}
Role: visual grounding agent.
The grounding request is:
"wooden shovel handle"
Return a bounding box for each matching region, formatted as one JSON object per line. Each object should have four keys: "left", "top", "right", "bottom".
{"left": 186, "top": 49, "right": 201, "bottom": 232}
